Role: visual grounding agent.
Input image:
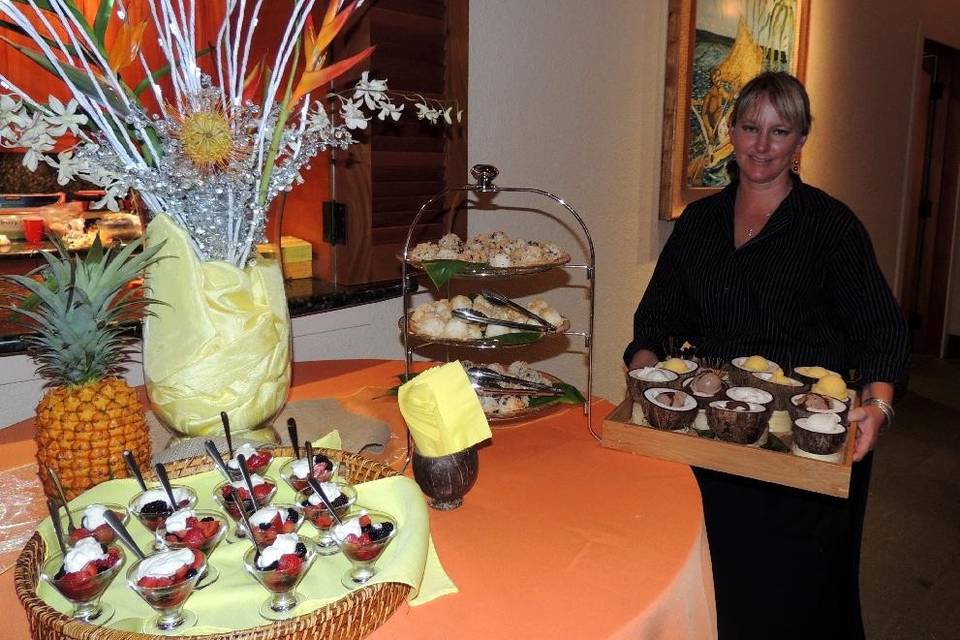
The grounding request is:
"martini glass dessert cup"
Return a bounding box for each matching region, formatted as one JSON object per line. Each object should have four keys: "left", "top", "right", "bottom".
{"left": 127, "top": 549, "right": 206, "bottom": 633}
{"left": 61, "top": 503, "right": 128, "bottom": 546}
{"left": 298, "top": 480, "right": 357, "bottom": 555}
{"left": 127, "top": 485, "right": 198, "bottom": 534}
{"left": 225, "top": 443, "right": 274, "bottom": 481}
{"left": 242, "top": 537, "right": 318, "bottom": 621}
{"left": 332, "top": 509, "right": 398, "bottom": 589}
{"left": 41, "top": 543, "right": 124, "bottom": 624}
{"left": 212, "top": 480, "right": 278, "bottom": 538}
{"left": 278, "top": 454, "right": 339, "bottom": 495}
{"left": 155, "top": 510, "right": 228, "bottom": 586}
{"left": 246, "top": 504, "right": 305, "bottom": 548}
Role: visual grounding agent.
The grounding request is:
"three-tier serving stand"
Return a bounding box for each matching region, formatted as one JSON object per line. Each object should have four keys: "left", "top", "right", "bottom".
{"left": 399, "top": 164, "right": 597, "bottom": 452}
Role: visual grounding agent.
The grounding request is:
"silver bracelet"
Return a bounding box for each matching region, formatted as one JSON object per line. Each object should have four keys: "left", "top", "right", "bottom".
{"left": 863, "top": 397, "right": 895, "bottom": 431}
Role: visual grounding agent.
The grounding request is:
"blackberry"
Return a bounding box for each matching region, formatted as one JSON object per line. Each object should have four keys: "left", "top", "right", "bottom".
{"left": 97, "top": 564, "right": 108, "bottom": 574}
{"left": 287, "top": 509, "right": 300, "bottom": 523}
{"left": 369, "top": 522, "right": 394, "bottom": 542}
{"left": 264, "top": 561, "right": 278, "bottom": 571}
{"left": 54, "top": 567, "right": 66, "bottom": 580}
{"left": 295, "top": 542, "right": 307, "bottom": 557}
{"left": 258, "top": 522, "right": 271, "bottom": 531}
{"left": 184, "top": 568, "right": 198, "bottom": 579}
{"left": 140, "top": 500, "right": 171, "bottom": 515}
{"left": 313, "top": 454, "right": 333, "bottom": 470}
{"left": 332, "top": 494, "right": 348, "bottom": 508}
{"left": 201, "top": 516, "right": 215, "bottom": 522}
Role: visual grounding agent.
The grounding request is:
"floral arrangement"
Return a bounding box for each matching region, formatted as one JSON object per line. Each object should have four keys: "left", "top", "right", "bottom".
{"left": 0, "top": 0, "right": 459, "bottom": 267}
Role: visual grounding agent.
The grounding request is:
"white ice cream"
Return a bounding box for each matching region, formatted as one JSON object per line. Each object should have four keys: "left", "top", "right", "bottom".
{"left": 134, "top": 488, "right": 191, "bottom": 511}
{"left": 256, "top": 533, "right": 300, "bottom": 568}
{"left": 630, "top": 367, "right": 676, "bottom": 382}
{"left": 163, "top": 509, "right": 195, "bottom": 533}
{"left": 227, "top": 443, "right": 261, "bottom": 469}
{"left": 726, "top": 387, "right": 773, "bottom": 405}
{"left": 63, "top": 537, "right": 108, "bottom": 573}
{"left": 797, "top": 413, "right": 844, "bottom": 434}
{"left": 135, "top": 548, "right": 195, "bottom": 580}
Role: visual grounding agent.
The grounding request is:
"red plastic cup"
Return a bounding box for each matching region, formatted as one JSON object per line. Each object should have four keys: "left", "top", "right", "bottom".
{"left": 22, "top": 216, "right": 44, "bottom": 243}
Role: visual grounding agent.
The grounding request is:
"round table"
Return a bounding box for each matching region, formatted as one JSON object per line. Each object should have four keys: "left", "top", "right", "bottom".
{"left": 0, "top": 359, "right": 716, "bottom": 639}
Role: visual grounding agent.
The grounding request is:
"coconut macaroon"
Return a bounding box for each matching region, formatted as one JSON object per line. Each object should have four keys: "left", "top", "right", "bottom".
{"left": 706, "top": 399, "right": 769, "bottom": 444}
{"left": 408, "top": 295, "right": 565, "bottom": 341}
{"left": 640, "top": 388, "right": 698, "bottom": 431}
{"left": 751, "top": 369, "right": 809, "bottom": 410}
{"left": 404, "top": 231, "right": 567, "bottom": 267}
{"left": 729, "top": 355, "right": 780, "bottom": 386}
{"left": 794, "top": 413, "right": 847, "bottom": 455}
{"left": 627, "top": 367, "right": 680, "bottom": 402}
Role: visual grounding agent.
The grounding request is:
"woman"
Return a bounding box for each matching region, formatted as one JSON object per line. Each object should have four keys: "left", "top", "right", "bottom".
{"left": 624, "top": 72, "right": 909, "bottom": 639}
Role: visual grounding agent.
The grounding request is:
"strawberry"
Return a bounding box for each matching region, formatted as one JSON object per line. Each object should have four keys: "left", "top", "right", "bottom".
{"left": 276, "top": 554, "right": 302, "bottom": 575}
{"left": 68, "top": 527, "right": 87, "bottom": 543}
{"left": 91, "top": 524, "right": 115, "bottom": 544}
{"left": 198, "top": 518, "right": 221, "bottom": 538}
{"left": 182, "top": 528, "right": 206, "bottom": 549}
{"left": 359, "top": 514, "right": 372, "bottom": 529}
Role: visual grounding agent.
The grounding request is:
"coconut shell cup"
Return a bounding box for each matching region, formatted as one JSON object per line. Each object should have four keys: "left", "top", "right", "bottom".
{"left": 788, "top": 393, "right": 849, "bottom": 424}
{"left": 706, "top": 400, "right": 769, "bottom": 444}
{"left": 793, "top": 417, "right": 848, "bottom": 455}
{"left": 750, "top": 372, "right": 810, "bottom": 411}
{"left": 640, "top": 387, "right": 698, "bottom": 431}
{"left": 682, "top": 375, "right": 728, "bottom": 409}
{"left": 728, "top": 357, "right": 780, "bottom": 387}
{"left": 626, "top": 367, "right": 681, "bottom": 403}
{"left": 792, "top": 366, "right": 841, "bottom": 386}
{"left": 725, "top": 386, "right": 775, "bottom": 418}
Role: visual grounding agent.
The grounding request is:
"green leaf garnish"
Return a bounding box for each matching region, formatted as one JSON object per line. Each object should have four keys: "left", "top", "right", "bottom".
{"left": 693, "top": 428, "right": 716, "bottom": 438}
{"left": 528, "top": 382, "right": 586, "bottom": 408}
{"left": 761, "top": 434, "right": 790, "bottom": 452}
{"left": 420, "top": 259, "right": 473, "bottom": 288}
{"left": 485, "top": 332, "right": 542, "bottom": 346}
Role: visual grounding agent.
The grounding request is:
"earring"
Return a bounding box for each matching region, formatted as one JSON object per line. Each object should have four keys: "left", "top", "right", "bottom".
{"left": 792, "top": 154, "right": 801, "bottom": 173}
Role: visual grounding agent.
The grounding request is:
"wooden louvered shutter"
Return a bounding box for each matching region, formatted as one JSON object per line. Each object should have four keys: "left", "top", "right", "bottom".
{"left": 331, "top": 0, "right": 467, "bottom": 284}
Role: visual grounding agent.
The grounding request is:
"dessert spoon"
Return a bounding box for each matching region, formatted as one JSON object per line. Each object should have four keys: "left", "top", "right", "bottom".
{"left": 220, "top": 411, "right": 234, "bottom": 459}
{"left": 123, "top": 450, "right": 148, "bottom": 491}
{"left": 154, "top": 463, "right": 179, "bottom": 512}
{"left": 233, "top": 492, "right": 262, "bottom": 554}
{"left": 479, "top": 289, "right": 555, "bottom": 328}
{"left": 203, "top": 440, "right": 232, "bottom": 480}
{"left": 103, "top": 510, "right": 146, "bottom": 561}
{"left": 452, "top": 308, "right": 551, "bottom": 332}
{"left": 287, "top": 417, "right": 301, "bottom": 459}
{"left": 305, "top": 476, "right": 344, "bottom": 528}
{"left": 47, "top": 468, "right": 77, "bottom": 533}
{"left": 46, "top": 499, "right": 67, "bottom": 555}
{"left": 237, "top": 455, "right": 259, "bottom": 509}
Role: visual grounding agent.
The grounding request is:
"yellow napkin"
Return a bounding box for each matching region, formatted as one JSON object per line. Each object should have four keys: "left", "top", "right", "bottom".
{"left": 34, "top": 445, "right": 456, "bottom": 635}
{"left": 397, "top": 361, "right": 492, "bottom": 457}
{"left": 143, "top": 214, "right": 291, "bottom": 442}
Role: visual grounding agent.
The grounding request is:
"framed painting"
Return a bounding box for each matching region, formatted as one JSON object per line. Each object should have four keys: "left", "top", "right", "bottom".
{"left": 658, "top": 0, "right": 810, "bottom": 220}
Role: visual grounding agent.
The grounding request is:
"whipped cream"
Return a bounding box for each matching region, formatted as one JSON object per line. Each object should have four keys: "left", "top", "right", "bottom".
{"left": 80, "top": 504, "right": 109, "bottom": 530}
{"left": 227, "top": 443, "right": 261, "bottom": 469}
{"left": 797, "top": 413, "right": 844, "bottom": 434}
{"left": 250, "top": 506, "right": 288, "bottom": 528}
{"left": 136, "top": 548, "right": 195, "bottom": 580}
{"left": 135, "top": 488, "right": 191, "bottom": 511}
{"left": 229, "top": 473, "right": 266, "bottom": 490}
{"left": 333, "top": 510, "right": 368, "bottom": 541}
{"left": 630, "top": 367, "right": 676, "bottom": 382}
{"left": 307, "top": 482, "right": 342, "bottom": 506}
{"left": 64, "top": 537, "right": 109, "bottom": 573}
{"left": 163, "top": 509, "right": 195, "bottom": 533}
{"left": 256, "top": 533, "right": 299, "bottom": 568}
{"left": 291, "top": 458, "right": 311, "bottom": 479}
{"left": 726, "top": 387, "right": 773, "bottom": 405}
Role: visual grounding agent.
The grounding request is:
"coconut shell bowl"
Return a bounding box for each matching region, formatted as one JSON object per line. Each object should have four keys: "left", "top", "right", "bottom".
{"left": 412, "top": 446, "right": 480, "bottom": 511}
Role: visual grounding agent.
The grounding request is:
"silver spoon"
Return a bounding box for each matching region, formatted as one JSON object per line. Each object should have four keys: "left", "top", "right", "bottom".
{"left": 232, "top": 492, "right": 261, "bottom": 554}
{"left": 46, "top": 499, "right": 67, "bottom": 556}
{"left": 236, "top": 455, "right": 259, "bottom": 509}
{"left": 204, "top": 440, "right": 232, "bottom": 481}
{"left": 479, "top": 289, "right": 555, "bottom": 328}
{"left": 154, "top": 463, "right": 179, "bottom": 512}
{"left": 123, "top": 450, "right": 148, "bottom": 491}
{"left": 287, "top": 417, "right": 300, "bottom": 459}
{"left": 305, "top": 476, "right": 344, "bottom": 528}
{"left": 47, "top": 468, "right": 77, "bottom": 534}
{"left": 452, "top": 308, "right": 551, "bottom": 332}
{"left": 220, "top": 411, "right": 234, "bottom": 459}
{"left": 103, "top": 510, "right": 146, "bottom": 561}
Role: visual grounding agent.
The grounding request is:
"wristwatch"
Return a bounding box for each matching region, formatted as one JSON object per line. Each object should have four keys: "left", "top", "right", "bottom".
{"left": 863, "top": 397, "right": 895, "bottom": 432}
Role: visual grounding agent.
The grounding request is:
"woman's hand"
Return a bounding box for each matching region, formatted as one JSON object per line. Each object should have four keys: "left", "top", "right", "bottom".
{"left": 846, "top": 404, "right": 883, "bottom": 461}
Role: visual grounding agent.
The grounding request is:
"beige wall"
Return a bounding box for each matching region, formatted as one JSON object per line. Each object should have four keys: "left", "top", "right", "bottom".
{"left": 468, "top": 0, "right": 960, "bottom": 402}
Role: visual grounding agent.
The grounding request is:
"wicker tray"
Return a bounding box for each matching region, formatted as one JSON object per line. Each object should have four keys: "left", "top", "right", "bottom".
{"left": 15, "top": 448, "right": 410, "bottom": 640}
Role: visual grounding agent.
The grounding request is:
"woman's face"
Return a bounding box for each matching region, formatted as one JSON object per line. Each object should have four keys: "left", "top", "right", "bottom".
{"left": 730, "top": 94, "right": 806, "bottom": 189}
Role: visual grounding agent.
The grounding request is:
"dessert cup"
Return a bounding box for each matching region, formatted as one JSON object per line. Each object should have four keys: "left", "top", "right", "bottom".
{"left": 639, "top": 387, "right": 698, "bottom": 431}
{"left": 729, "top": 356, "right": 780, "bottom": 386}
{"left": 706, "top": 399, "right": 769, "bottom": 444}
{"left": 127, "top": 549, "right": 206, "bottom": 633}
{"left": 246, "top": 504, "right": 304, "bottom": 547}
{"left": 212, "top": 479, "right": 277, "bottom": 538}
{"left": 626, "top": 367, "right": 680, "bottom": 402}
{"left": 127, "top": 486, "right": 198, "bottom": 533}
{"left": 299, "top": 480, "right": 357, "bottom": 555}
{"left": 242, "top": 537, "right": 318, "bottom": 621}
{"left": 793, "top": 414, "right": 848, "bottom": 455}
{"left": 155, "top": 510, "right": 228, "bottom": 586}
{"left": 225, "top": 443, "right": 274, "bottom": 481}
{"left": 332, "top": 509, "right": 398, "bottom": 589}
{"left": 41, "top": 544, "right": 124, "bottom": 624}
{"left": 725, "top": 386, "right": 775, "bottom": 417}
{"left": 62, "top": 503, "right": 128, "bottom": 546}
{"left": 278, "top": 454, "right": 339, "bottom": 495}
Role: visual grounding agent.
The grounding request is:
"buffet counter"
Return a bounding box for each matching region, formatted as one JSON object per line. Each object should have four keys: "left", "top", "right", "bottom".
{"left": 0, "top": 359, "right": 717, "bottom": 639}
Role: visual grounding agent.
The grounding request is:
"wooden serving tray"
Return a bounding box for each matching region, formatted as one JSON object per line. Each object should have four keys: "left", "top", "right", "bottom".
{"left": 601, "top": 399, "right": 856, "bottom": 498}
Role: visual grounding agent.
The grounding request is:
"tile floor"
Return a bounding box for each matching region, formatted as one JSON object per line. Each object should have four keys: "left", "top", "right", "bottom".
{"left": 861, "top": 356, "right": 960, "bottom": 639}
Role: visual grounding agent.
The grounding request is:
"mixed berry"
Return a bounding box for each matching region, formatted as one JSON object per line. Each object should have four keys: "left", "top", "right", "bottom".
{"left": 52, "top": 538, "right": 122, "bottom": 601}
{"left": 301, "top": 486, "right": 351, "bottom": 531}
{"left": 161, "top": 511, "right": 224, "bottom": 552}
{"left": 134, "top": 549, "right": 204, "bottom": 591}
{"left": 248, "top": 506, "right": 301, "bottom": 547}
{"left": 285, "top": 453, "right": 337, "bottom": 493}
{"left": 337, "top": 513, "right": 395, "bottom": 562}
{"left": 227, "top": 443, "right": 273, "bottom": 479}
{"left": 218, "top": 477, "right": 276, "bottom": 520}
{"left": 67, "top": 504, "right": 125, "bottom": 545}
{"left": 253, "top": 533, "right": 310, "bottom": 593}
{"left": 130, "top": 488, "right": 195, "bottom": 532}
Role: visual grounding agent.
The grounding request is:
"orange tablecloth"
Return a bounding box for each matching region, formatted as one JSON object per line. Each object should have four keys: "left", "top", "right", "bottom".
{"left": 0, "top": 359, "right": 716, "bottom": 639}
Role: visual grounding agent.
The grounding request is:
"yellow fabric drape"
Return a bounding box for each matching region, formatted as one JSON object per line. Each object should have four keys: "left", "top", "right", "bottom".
{"left": 143, "top": 215, "right": 291, "bottom": 441}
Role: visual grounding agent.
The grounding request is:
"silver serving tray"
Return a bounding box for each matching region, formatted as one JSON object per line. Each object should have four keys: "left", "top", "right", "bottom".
{"left": 400, "top": 253, "right": 571, "bottom": 279}
{"left": 399, "top": 315, "right": 570, "bottom": 349}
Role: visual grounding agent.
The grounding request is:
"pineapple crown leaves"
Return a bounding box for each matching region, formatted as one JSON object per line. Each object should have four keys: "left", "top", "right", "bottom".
{"left": 1, "top": 235, "right": 167, "bottom": 386}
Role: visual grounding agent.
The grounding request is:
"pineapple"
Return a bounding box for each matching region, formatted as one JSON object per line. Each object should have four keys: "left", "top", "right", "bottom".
{"left": 3, "top": 236, "right": 162, "bottom": 500}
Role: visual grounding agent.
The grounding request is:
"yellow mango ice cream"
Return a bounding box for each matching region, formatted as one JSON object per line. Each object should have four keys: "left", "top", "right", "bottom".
{"left": 812, "top": 373, "right": 848, "bottom": 401}
{"left": 742, "top": 355, "right": 769, "bottom": 372}
{"left": 659, "top": 358, "right": 690, "bottom": 374}
{"left": 796, "top": 366, "right": 829, "bottom": 379}
{"left": 769, "top": 368, "right": 792, "bottom": 385}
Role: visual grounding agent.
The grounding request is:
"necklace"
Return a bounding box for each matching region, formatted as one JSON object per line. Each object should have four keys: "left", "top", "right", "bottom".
{"left": 745, "top": 211, "right": 773, "bottom": 239}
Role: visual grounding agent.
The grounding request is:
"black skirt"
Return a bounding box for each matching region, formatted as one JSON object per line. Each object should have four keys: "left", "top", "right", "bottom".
{"left": 696, "top": 453, "right": 872, "bottom": 640}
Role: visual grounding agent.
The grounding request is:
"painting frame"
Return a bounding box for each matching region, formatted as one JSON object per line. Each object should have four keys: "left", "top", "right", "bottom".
{"left": 658, "top": 0, "right": 810, "bottom": 220}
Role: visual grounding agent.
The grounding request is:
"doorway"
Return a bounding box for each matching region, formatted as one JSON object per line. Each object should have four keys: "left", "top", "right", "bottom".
{"left": 902, "top": 39, "right": 960, "bottom": 357}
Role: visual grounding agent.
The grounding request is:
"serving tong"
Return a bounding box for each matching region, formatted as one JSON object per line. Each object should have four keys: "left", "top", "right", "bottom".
{"left": 479, "top": 289, "right": 555, "bottom": 329}
{"left": 452, "top": 308, "right": 552, "bottom": 333}
{"left": 466, "top": 366, "right": 564, "bottom": 397}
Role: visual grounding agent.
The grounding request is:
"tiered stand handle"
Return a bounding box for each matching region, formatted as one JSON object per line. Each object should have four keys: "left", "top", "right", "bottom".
{"left": 399, "top": 164, "right": 598, "bottom": 466}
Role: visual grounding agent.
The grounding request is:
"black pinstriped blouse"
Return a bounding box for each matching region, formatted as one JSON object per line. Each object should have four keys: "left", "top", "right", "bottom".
{"left": 623, "top": 175, "right": 910, "bottom": 386}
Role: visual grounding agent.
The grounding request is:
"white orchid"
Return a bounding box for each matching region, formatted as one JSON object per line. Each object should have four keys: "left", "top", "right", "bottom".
{"left": 50, "top": 149, "right": 80, "bottom": 185}
{"left": 414, "top": 102, "right": 440, "bottom": 124}
{"left": 18, "top": 116, "right": 55, "bottom": 171}
{"left": 353, "top": 71, "right": 388, "bottom": 110}
{"left": 342, "top": 99, "right": 369, "bottom": 130}
{"left": 43, "top": 96, "right": 87, "bottom": 137}
{"left": 377, "top": 101, "right": 404, "bottom": 122}
{"left": 0, "top": 94, "right": 28, "bottom": 141}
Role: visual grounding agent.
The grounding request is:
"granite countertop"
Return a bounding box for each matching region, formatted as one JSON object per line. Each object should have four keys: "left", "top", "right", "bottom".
{"left": 0, "top": 277, "right": 410, "bottom": 355}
